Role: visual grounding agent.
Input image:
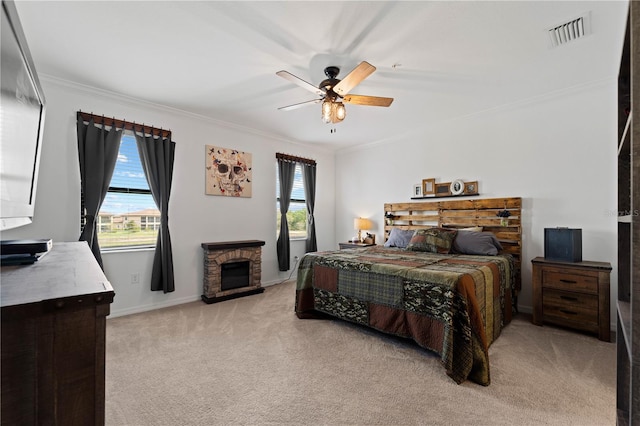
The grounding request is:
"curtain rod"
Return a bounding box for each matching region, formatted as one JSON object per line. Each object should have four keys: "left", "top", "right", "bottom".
{"left": 77, "top": 111, "right": 172, "bottom": 139}
{"left": 276, "top": 152, "right": 316, "bottom": 166}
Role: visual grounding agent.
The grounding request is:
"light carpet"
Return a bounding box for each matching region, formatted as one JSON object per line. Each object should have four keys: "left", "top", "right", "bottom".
{"left": 105, "top": 280, "right": 615, "bottom": 425}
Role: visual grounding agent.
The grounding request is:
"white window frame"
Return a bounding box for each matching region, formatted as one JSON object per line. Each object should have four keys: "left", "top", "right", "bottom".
{"left": 276, "top": 163, "right": 307, "bottom": 240}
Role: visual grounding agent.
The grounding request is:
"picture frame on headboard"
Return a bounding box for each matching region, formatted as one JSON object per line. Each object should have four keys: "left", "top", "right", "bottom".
{"left": 435, "top": 182, "right": 452, "bottom": 196}
{"left": 413, "top": 184, "right": 422, "bottom": 197}
{"left": 450, "top": 179, "right": 465, "bottom": 195}
{"left": 464, "top": 181, "right": 479, "bottom": 195}
{"left": 422, "top": 178, "right": 436, "bottom": 196}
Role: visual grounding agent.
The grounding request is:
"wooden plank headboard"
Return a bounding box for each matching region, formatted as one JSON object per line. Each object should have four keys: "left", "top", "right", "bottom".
{"left": 384, "top": 197, "right": 522, "bottom": 292}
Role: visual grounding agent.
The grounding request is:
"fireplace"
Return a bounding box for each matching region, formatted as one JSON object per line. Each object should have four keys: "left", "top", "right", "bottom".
{"left": 221, "top": 261, "right": 250, "bottom": 291}
{"left": 201, "top": 240, "right": 265, "bottom": 304}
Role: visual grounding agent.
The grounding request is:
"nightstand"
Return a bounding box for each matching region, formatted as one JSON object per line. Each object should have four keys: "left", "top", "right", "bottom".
{"left": 531, "top": 256, "right": 611, "bottom": 342}
{"left": 338, "top": 242, "right": 376, "bottom": 250}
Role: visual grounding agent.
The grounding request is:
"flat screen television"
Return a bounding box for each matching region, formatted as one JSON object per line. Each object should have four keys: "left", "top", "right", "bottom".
{"left": 0, "top": 0, "right": 46, "bottom": 231}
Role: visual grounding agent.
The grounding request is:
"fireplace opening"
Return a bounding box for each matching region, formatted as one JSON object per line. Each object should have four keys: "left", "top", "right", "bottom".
{"left": 221, "top": 261, "right": 250, "bottom": 291}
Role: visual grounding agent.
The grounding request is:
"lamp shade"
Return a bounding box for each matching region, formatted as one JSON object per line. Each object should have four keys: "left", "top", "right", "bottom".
{"left": 354, "top": 217, "right": 372, "bottom": 231}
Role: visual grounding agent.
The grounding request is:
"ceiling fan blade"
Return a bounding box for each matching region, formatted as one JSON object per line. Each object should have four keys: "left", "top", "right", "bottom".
{"left": 276, "top": 70, "right": 325, "bottom": 96}
{"left": 343, "top": 94, "right": 394, "bottom": 107}
{"left": 333, "top": 61, "right": 376, "bottom": 96}
{"left": 278, "top": 98, "right": 322, "bottom": 111}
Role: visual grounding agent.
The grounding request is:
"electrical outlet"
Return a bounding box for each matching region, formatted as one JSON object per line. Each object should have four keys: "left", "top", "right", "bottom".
{"left": 294, "top": 255, "right": 299, "bottom": 261}
{"left": 131, "top": 272, "right": 140, "bottom": 284}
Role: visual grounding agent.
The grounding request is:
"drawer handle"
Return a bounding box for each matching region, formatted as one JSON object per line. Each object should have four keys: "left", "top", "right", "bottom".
{"left": 560, "top": 295, "right": 578, "bottom": 302}
{"left": 559, "top": 279, "right": 577, "bottom": 284}
{"left": 559, "top": 309, "right": 578, "bottom": 315}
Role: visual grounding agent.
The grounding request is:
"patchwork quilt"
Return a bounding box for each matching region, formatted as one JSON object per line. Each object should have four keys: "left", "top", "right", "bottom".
{"left": 295, "top": 246, "right": 515, "bottom": 385}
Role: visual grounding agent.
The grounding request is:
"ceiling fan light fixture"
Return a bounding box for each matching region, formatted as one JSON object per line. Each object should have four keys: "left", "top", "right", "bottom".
{"left": 321, "top": 99, "right": 346, "bottom": 124}
{"left": 334, "top": 102, "right": 346, "bottom": 122}
{"left": 321, "top": 99, "right": 333, "bottom": 123}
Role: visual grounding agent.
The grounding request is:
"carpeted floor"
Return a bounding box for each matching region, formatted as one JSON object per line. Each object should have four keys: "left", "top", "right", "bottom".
{"left": 105, "top": 280, "right": 615, "bottom": 425}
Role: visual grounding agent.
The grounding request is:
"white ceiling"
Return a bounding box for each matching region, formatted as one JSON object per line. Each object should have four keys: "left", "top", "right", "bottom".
{"left": 14, "top": 1, "right": 628, "bottom": 150}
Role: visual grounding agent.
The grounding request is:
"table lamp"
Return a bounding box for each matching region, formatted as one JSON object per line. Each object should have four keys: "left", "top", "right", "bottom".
{"left": 353, "top": 217, "right": 372, "bottom": 243}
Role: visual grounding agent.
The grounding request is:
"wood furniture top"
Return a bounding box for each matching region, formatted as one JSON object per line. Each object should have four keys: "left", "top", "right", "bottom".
{"left": 531, "top": 256, "right": 612, "bottom": 271}
{"left": 1, "top": 241, "right": 114, "bottom": 308}
{"left": 201, "top": 240, "right": 266, "bottom": 251}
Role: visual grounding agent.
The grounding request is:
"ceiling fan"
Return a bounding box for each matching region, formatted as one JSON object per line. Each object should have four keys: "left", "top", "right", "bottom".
{"left": 276, "top": 61, "right": 394, "bottom": 124}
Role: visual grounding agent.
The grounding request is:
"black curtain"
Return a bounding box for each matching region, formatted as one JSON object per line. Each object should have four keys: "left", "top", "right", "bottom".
{"left": 276, "top": 158, "right": 296, "bottom": 271}
{"left": 135, "top": 133, "right": 176, "bottom": 293}
{"left": 77, "top": 116, "right": 122, "bottom": 268}
{"left": 302, "top": 162, "right": 317, "bottom": 252}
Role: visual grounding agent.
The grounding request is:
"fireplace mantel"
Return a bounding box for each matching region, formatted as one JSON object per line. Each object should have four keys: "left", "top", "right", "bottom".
{"left": 201, "top": 240, "right": 265, "bottom": 251}
{"left": 201, "top": 240, "right": 265, "bottom": 304}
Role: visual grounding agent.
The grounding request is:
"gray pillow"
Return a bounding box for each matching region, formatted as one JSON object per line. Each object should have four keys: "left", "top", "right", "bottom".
{"left": 452, "top": 231, "right": 503, "bottom": 256}
{"left": 383, "top": 228, "right": 415, "bottom": 248}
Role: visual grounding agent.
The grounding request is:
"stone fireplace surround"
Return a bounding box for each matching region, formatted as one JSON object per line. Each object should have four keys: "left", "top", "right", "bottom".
{"left": 201, "top": 240, "right": 265, "bottom": 304}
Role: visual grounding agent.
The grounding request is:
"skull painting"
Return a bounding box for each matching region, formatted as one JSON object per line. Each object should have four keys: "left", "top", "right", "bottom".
{"left": 205, "top": 145, "right": 252, "bottom": 197}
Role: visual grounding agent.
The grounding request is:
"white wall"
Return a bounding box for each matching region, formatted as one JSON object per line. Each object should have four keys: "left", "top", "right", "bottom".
{"left": 334, "top": 79, "right": 618, "bottom": 324}
{"left": 2, "top": 76, "right": 618, "bottom": 325}
{"left": 0, "top": 77, "right": 336, "bottom": 317}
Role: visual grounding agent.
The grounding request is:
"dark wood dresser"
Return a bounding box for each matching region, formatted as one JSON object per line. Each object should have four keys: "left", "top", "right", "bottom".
{"left": 531, "top": 256, "right": 611, "bottom": 342}
{"left": 1, "top": 242, "right": 115, "bottom": 426}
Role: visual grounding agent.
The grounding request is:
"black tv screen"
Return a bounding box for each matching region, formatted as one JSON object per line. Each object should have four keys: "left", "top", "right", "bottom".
{"left": 0, "top": 0, "right": 46, "bottom": 231}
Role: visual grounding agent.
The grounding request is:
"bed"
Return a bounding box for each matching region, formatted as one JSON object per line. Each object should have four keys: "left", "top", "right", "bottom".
{"left": 295, "top": 197, "right": 522, "bottom": 386}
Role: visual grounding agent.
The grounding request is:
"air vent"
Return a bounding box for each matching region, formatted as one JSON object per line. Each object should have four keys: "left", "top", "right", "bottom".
{"left": 548, "top": 14, "right": 590, "bottom": 48}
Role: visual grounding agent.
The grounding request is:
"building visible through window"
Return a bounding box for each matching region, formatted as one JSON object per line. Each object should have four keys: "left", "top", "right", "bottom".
{"left": 97, "top": 133, "right": 159, "bottom": 248}
{"left": 276, "top": 163, "right": 306, "bottom": 239}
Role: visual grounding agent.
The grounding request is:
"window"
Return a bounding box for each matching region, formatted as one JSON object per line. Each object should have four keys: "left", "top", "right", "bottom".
{"left": 276, "top": 163, "right": 306, "bottom": 239}
{"left": 94, "top": 133, "right": 159, "bottom": 249}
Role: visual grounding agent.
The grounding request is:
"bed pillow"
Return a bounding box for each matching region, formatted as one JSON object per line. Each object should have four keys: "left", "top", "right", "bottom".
{"left": 452, "top": 231, "right": 503, "bottom": 255}
{"left": 383, "top": 228, "right": 416, "bottom": 248}
{"left": 405, "top": 228, "right": 458, "bottom": 254}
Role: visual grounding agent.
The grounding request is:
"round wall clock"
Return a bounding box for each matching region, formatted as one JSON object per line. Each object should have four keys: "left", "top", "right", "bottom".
{"left": 450, "top": 179, "right": 464, "bottom": 195}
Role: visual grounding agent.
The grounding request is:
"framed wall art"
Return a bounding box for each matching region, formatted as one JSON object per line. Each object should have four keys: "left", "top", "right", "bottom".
{"left": 464, "top": 181, "right": 479, "bottom": 195}
{"left": 435, "top": 182, "right": 452, "bottom": 196}
{"left": 422, "top": 178, "right": 436, "bottom": 196}
{"left": 205, "top": 145, "right": 252, "bottom": 197}
{"left": 450, "top": 179, "right": 465, "bottom": 195}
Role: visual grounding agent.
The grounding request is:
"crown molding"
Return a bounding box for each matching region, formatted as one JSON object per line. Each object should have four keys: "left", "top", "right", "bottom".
{"left": 39, "top": 73, "right": 333, "bottom": 154}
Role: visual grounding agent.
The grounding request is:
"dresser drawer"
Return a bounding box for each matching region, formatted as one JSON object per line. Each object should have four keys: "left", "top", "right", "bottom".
{"left": 532, "top": 257, "right": 611, "bottom": 341}
{"left": 542, "top": 270, "right": 598, "bottom": 294}
{"left": 542, "top": 289, "right": 598, "bottom": 330}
